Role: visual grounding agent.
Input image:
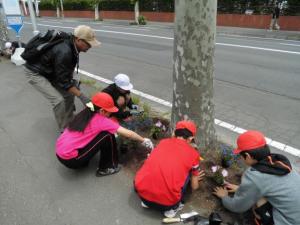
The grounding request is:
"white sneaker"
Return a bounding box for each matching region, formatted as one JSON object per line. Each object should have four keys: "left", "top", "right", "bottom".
{"left": 163, "top": 203, "right": 184, "bottom": 218}
{"left": 141, "top": 201, "right": 149, "bottom": 209}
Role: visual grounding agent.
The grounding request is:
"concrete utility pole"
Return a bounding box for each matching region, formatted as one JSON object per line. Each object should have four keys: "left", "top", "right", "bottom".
{"left": 171, "top": 0, "right": 217, "bottom": 150}
{"left": 0, "top": 2, "right": 9, "bottom": 50}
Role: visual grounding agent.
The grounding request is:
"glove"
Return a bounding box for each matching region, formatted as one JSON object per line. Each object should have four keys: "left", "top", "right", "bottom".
{"left": 78, "top": 93, "right": 90, "bottom": 105}
{"left": 131, "top": 104, "right": 139, "bottom": 110}
{"left": 130, "top": 109, "right": 143, "bottom": 116}
{"left": 142, "top": 138, "right": 154, "bottom": 150}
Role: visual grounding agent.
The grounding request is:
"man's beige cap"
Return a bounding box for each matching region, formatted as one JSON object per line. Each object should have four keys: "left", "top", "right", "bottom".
{"left": 74, "top": 25, "right": 100, "bottom": 47}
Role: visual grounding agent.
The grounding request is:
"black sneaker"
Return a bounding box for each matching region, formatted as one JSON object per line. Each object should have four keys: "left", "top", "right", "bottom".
{"left": 95, "top": 165, "right": 121, "bottom": 177}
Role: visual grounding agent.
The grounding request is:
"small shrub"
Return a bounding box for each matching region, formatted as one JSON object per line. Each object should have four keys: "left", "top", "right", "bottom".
{"left": 138, "top": 15, "right": 147, "bottom": 25}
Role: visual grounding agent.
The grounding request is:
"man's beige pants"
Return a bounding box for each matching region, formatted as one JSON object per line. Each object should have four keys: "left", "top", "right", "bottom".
{"left": 25, "top": 68, "right": 74, "bottom": 130}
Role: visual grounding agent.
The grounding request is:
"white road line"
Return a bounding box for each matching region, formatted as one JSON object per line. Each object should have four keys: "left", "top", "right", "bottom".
{"left": 217, "top": 43, "right": 300, "bottom": 55}
{"left": 78, "top": 69, "right": 300, "bottom": 157}
{"left": 39, "top": 20, "right": 62, "bottom": 24}
{"left": 93, "top": 24, "right": 151, "bottom": 31}
{"left": 280, "top": 43, "right": 300, "bottom": 47}
{"left": 219, "top": 33, "right": 300, "bottom": 43}
{"left": 24, "top": 22, "right": 174, "bottom": 40}
{"left": 103, "top": 25, "right": 150, "bottom": 31}
{"left": 24, "top": 22, "right": 300, "bottom": 55}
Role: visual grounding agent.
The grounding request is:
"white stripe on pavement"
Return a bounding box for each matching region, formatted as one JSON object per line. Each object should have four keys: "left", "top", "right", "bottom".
{"left": 280, "top": 43, "right": 300, "bottom": 47}
{"left": 25, "top": 22, "right": 300, "bottom": 55}
{"left": 78, "top": 69, "right": 300, "bottom": 157}
{"left": 219, "top": 33, "right": 300, "bottom": 43}
{"left": 24, "top": 23, "right": 174, "bottom": 40}
{"left": 217, "top": 43, "right": 300, "bottom": 55}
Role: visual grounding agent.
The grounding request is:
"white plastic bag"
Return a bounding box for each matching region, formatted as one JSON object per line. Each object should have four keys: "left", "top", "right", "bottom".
{"left": 11, "top": 47, "right": 26, "bottom": 66}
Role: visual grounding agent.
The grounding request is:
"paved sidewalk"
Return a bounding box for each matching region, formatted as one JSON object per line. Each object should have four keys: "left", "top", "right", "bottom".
{"left": 0, "top": 58, "right": 163, "bottom": 225}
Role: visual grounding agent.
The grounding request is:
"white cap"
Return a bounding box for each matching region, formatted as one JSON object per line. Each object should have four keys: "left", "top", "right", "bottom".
{"left": 114, "top": 73, "right": 133, "bottom": 91}
{"left": 5, "top": 42, "right": 12, "bottom": 49}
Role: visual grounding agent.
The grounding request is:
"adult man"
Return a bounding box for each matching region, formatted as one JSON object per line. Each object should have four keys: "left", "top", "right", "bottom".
{"left": 134, "top": 120, "right": 205, "bottom": 218}
{"left": 24, "top": 25, "right": 100, "bottom": 130}
{"left": 269, "top": 2, "right": 280, "bottom": 30}
{"left": 102, "top": 73, "right": 135, "bottom": 121}
{"left": 213, "top": 130, "right": 300, "bottom": 225}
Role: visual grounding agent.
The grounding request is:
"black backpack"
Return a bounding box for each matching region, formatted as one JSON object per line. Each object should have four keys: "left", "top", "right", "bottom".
{"left": 21, "top": 29, "right": 70, "bottom": 62}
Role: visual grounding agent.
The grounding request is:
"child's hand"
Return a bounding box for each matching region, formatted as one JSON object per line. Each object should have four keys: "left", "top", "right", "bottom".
{"left": 141, "top": 138, "right": 154, "bottom": 150}
{"left": 223, "top": 181, "right": 239, "bottom": 193}
{"left": 213, "top": 187, "right": 228, "bottom": 198}
{"left": 198, "top": 170, "right": 205, "bottom": 182}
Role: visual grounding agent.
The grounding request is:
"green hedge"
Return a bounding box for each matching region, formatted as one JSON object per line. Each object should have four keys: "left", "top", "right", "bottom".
{"left": 40, "top": 0, "right": 93, "bottom": 10}
{"left": 100, "top": 0, "right": 132, "bottom": 11}
{"left": 63, "top": 0, "right": 93, "bottom": 10}
{"left": 39, "top": 0, "right": 174, "bottom": 12}
{"left": 38, "top": 0, "right": 56, "bottom": 10}
{"left": 139, "top": 0, "right": 174, "bottom": 12}
{"left": 39, "top": 0, "right": 300, "bottom": 15}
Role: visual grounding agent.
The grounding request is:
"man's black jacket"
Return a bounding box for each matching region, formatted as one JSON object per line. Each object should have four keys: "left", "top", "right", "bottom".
{"left": 25, "top": 36, "right": 78, "bottom": 90}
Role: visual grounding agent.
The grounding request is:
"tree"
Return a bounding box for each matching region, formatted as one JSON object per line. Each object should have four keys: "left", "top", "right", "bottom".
{"left": 59, "top": 0, "right": 64, "bottom": 18}
{"left": 0, "top": 12, "right": 9, "bottom": 51}
{"left": 34, "top": 0, "right": 40, "bottom": 17}
{"left": 284, "top": 0, "right": 300, "bottom": 15}
{"left": 131, "top": 0, "right": 140, "bottom": 24}
{"left": 51, "top": 0, "right": 61, "bottom": 18}
{"left": 92, "top": 0, "right": 102, "bottom": 20}
{"left": 171, "top": 0, "right": 217, "bottom": 150}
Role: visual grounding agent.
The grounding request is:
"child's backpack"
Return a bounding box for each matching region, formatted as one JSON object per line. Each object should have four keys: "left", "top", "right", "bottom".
{"left": 21, "top": 29, "right": 70, "bottom": 63}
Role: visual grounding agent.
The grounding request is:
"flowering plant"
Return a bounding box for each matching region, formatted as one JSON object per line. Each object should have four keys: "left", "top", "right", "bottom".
{"left": 220, "top": 145, "right": 236, "bottom": 168}
{"left": 211, "top": 165, "right": 228, "bottom": 185}
{"left": 150, "top": 119, "right": 168, "bottom": 140}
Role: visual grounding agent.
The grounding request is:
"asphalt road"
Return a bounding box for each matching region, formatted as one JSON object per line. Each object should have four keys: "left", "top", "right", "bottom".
{"left": 15, "top": 17, "right": 300, "bottom": 151}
